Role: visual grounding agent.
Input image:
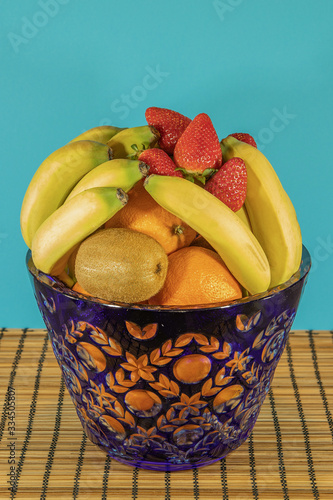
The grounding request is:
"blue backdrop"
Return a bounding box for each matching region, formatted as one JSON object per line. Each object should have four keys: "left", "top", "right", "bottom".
{"left": 1, "top": 0, "right": 332, "bottom": 329}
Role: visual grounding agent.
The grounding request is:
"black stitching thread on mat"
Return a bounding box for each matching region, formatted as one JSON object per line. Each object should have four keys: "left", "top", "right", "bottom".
{"left": 248, "top": 432, "right": 259, "bottom": 500}
{"left": 0, "top": 328, "right": 28, "bottom": 444}
{"left": 220, "top": 458, "right": 229, "bottom": 499}
{"left": 10, "top": 331, "right": 49, "bottom": 499}
{"left": 308, "top": 330, "right": 333, "bottom": 443}
{"left": 268, "top": 387, "right": 289, "bottom": 499}
{"left": 40, "top": 375, "right": 65, "bottom": 499}
{"left": 193, "top": 467, "right": 200, "bottom": 500}
{"left": 72, "top": 431, "right": 87, "bottom": 499}
{"left": 132, "top": 467, "right": 139, "bottom": 500}
{"left": 286, "top": 338, "right": 320, "bottom": 500}
{"left": 0, "top": 326, "right": 7, "bottom": 343}
{"left": 164, "top": 471, "right": 171, "bottom": 500}
{"left": 101, "top": 454, "right": 111, "bottom": 500}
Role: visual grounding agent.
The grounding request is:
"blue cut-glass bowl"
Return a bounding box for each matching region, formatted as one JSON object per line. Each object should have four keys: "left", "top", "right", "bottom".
{"left": 26, "top": 246, "right": 310, "bottom": 471}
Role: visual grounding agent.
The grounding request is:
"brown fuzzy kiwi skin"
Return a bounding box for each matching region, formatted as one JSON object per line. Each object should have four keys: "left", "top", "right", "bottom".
{"left": 74, "top": 228, "right": 168, "bottom": 303}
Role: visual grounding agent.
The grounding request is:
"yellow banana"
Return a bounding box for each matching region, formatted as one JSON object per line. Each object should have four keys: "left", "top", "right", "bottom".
{"left": 144, "top": 175, "right": 270, "bottom": 295}
{"left": 65, "top": 159, "right": 149, "bottom": 202}
{"left": 221, "top": 136, "right": 302, "bottom": 287}
{"left": 69, "top": 125, "right": 125, "bottom": 144}
{"left": 56, "top": 270, "right": 75, "bottom": 288}
{"left": 107, "top": 125, "right": 159, "bottom": 158}
{"left": 31, "top": 187, "right": 128, "bottom": 276}
{"left": 235, "top": 205, "right": 252, "bottom": 231}
{"left": 20, "top": 140, "right": 112, "bottom": 248}
{"left": 66, "top": 246, "right": 78, "bottom": 281}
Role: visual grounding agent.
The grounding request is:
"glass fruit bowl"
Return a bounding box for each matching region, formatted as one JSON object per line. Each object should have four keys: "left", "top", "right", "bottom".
{"left": 26, "top": 246, "right": 311, "bottom": 471}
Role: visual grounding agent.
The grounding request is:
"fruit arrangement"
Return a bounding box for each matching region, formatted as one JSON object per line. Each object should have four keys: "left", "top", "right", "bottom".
{"left": 21, "top": 107, "right": 302, "bottom": 307}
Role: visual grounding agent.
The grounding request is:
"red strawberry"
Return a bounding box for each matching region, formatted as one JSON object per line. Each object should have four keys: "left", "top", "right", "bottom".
{"left": 173, "top": 113, "right": 222, "bottom": 178}
{"left": 230, "top": 133, "right": 257, "bottom": 148}
{"left": 138, "top": 148, "right": 183, "bottom": 177}
{"left": 204, "top": 157, "right": 247, "bottom": 212}
{"left": 145, "top": 107, "right": 191, "bottom": 155}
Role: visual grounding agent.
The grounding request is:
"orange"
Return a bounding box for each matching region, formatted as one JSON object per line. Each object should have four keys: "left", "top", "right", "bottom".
{"left": 190, "top": 234, "right": 216, "bottom": 252}
{"left": 105, "top": 180, "right": 196, "bottom": 254}
{"left": 72, "top": 282, "right": 92, "bottom": 296}
{"left": 148, "top": 246, "right": 242, "bottom": 306}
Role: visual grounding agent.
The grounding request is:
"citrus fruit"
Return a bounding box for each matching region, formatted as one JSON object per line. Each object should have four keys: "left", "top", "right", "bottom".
{"left": 190, "top": 234, "right": 216, "bottom": 252}
{"left": 72, "top": 282, "right": 92, "bottom": 296}
{"left": 105, "top": 180, "right": 196, "bottom": 254}
{"left": 148, "top": 246, "right": 243, "bottom": 306}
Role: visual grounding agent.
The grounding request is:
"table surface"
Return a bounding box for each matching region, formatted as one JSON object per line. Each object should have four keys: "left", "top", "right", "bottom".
{"left": 0, "top": 329, "right": 332, "bottom": 500}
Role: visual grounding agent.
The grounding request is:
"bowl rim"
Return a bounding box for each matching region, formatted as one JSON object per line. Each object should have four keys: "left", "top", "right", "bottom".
{"left": 26, "top": 245, "right": 311, "bottom": 312}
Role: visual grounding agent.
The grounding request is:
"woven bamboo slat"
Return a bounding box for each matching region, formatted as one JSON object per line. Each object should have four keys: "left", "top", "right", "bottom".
{"left": 0, "top": 329, "right": 332, "bottom": 499}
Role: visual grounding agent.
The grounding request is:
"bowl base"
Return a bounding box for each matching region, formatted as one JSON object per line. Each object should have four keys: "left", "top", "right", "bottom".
{"left": 107, "top": 452, "right": 224, "bottom": 471}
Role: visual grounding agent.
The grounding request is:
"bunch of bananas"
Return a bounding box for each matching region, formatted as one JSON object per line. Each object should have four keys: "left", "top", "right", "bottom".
{"left": 21, "top": 125, "right": 158, "bottom": 275}
{"left": 21, "top": 121, "right": 302, "bottom": 297}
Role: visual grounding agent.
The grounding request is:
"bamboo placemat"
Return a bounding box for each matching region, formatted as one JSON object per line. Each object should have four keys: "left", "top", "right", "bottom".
{"left": 0, "top": 329, "right": 332, "bottom": 500}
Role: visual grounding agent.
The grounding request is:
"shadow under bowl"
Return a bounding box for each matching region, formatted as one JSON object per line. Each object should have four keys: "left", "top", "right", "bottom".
{"left": 26, "top": 246, "right": 311, "bottom": 471}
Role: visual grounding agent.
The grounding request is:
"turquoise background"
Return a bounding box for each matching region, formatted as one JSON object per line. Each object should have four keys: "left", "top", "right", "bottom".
{"left": 1, "top": 0, "right": 332, "bottom": 329}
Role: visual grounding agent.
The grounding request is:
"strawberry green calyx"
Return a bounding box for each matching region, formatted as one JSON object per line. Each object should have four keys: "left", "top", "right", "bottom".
{"left": 107, "top": 125, "right": 159, "bottom": 159}
{"left": 127, "top": 143, "right": 149, "bottom": 159}
{"left": 175, "top": 167, "right": 218, "bottom": 185}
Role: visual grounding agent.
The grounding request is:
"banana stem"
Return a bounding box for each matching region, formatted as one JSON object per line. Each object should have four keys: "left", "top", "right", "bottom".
{"left": 116, "top": 188, "right": 129, "bottom": 206}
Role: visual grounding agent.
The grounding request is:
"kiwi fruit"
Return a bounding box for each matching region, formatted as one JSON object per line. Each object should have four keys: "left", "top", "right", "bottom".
{"left": 74, "top": 228, "right": 168, "bottom": 303}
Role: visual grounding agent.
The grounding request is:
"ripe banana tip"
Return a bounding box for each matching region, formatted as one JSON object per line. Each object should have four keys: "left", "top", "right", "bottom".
{"left": 220, "top": 136, "right": 237, "bottom": 158}
{"left": 220, "top": 141, "right": 226, "bottom": 157}
{"left": 149, "top": 125, "right": 160, "bottom": 140}
{"left": 143, "top": 174, "right": 155, "bottom": 187}
{"left": 139, "top": 162, "right": 150, "bottom": 176}
{"left": 116, "top": 188, "right": 129, "bottom": 205}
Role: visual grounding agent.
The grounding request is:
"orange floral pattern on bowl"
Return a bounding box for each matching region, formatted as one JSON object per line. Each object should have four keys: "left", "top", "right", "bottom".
{"left": 47, "top": 310, "right": 295, "bottom": 467}
{"left": 29, "top": 246, "right": 310, "bottom": 470}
